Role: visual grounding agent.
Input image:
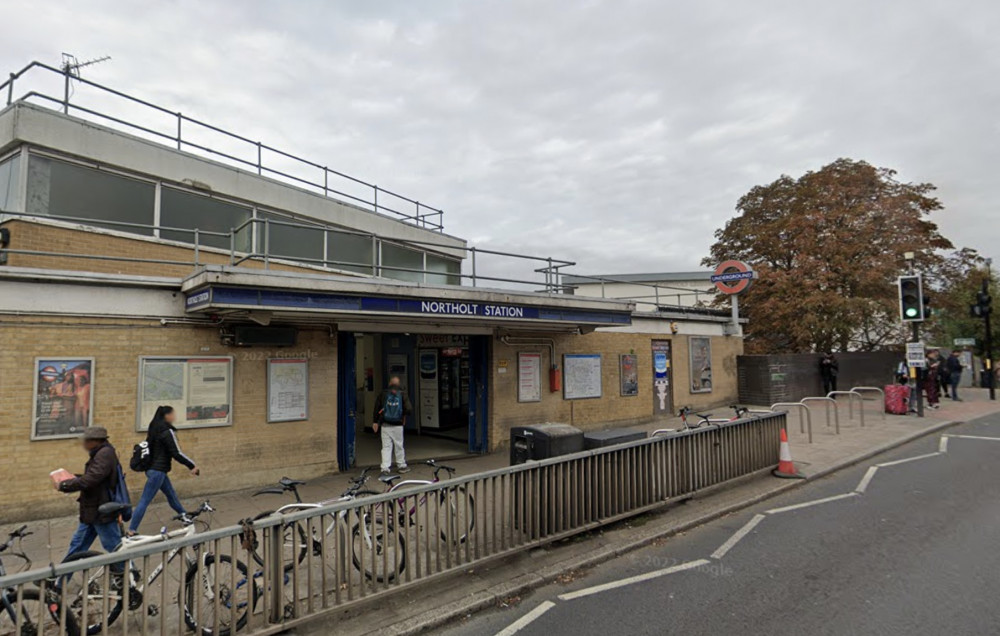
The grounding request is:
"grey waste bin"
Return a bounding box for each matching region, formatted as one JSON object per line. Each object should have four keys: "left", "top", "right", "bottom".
{"left": 510, "top": 423, "right": 585, "bottom": 465}
{"left": 583, "top": 428, "right": 647, "bottom": 449}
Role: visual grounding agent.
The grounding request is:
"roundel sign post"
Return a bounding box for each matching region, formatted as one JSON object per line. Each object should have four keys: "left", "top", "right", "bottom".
{"left": 711, "top": 260, "right": 755, "bottom": 295}
{"left": 710, "top": 260, "right": 756, "bottom": 334}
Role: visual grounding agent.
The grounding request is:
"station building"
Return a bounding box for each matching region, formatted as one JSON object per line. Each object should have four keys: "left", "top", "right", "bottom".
{"left": 0, "top": 63, "right": 744, "bottom": 519}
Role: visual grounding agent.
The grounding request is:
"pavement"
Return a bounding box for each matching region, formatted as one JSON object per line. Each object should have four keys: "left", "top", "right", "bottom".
{"left": 3, "top": 388, "right": 996, "bottom": 633}
{"left": 442, "top": 410, "right": 1000, "bottom": 635}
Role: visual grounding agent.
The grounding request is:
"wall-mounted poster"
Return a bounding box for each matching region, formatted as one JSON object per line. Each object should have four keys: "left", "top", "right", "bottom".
{"left": 518, "top": 352, "right": 542, "bottom": 402}
{"left": 564, "top": 353, "right": 602, "bottom": 400}
{"left": 33, "top": 358, "right": 94, "bottom": 439}
{"left": 268, "top": 358, "right": 309, "bottom": 422}
{"left": 689, "top": 337, "right": 712, "bottom": 393}
{"left": 620, "top": 354, "right": 639, "bottom": 396}
{"left": 138, "top": 356, "right": 233, "bottom": 430}
{"left": 652, "top": 340, "right": 673, "bottom": 415}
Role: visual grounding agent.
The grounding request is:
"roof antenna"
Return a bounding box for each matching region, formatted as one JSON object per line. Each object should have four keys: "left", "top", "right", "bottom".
{"left": 59, "top": 53, "right": 111, "bottom": 113}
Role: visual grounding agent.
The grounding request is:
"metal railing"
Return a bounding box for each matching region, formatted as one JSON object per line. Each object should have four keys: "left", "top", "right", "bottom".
{"left": 0, "top": 413, "right": 786, "bottom": 635}
{"left": 1, "top": 61, "right": 444, "bottom": 231}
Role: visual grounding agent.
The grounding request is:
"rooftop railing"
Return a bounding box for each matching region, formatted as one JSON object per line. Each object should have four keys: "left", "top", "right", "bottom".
{"left": 1, "top": 61, "right": 445, "bottom": 231}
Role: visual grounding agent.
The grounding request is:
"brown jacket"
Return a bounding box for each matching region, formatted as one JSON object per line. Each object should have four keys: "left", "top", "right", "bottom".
{"left": 59, "top": 442, "right": 120, "bottom": 524}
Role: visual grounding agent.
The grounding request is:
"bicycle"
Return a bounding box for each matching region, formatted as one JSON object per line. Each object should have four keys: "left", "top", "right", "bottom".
{"left": 373, "top": 460, "right": 476, "bottom": 548}
{"left": 60, "top": 501, "right": 258, "bottom": 636}
{"left": 653, "top": 406, "right": 713, "bottom": 436}
{"left": 251, "top": 469, "right": 405, "bottom": 584}
{"left": 0, "top": 525, "right": 78, "bottom": 636}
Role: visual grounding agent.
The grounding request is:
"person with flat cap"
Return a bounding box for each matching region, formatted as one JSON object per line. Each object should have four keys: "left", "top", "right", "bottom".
{"left": 57, "top": 426, "right": 124, "bottom": 562}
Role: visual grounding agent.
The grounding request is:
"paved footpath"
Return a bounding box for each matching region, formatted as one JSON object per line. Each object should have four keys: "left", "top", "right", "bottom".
{"left": 3, "top": 389, "right": 997, "bottom": 633}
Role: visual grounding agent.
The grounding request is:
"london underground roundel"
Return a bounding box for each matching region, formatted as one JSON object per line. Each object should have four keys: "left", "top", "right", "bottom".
{"left": 711, "top": 260, "right": 755, "bottom": 295}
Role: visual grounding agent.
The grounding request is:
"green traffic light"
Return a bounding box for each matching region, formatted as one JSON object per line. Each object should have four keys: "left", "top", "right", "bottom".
{"left": 905, "top": 307, "right": 919, "bottom": 318}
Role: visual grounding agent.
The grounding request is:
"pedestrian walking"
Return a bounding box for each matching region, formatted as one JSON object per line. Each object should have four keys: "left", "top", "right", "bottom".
{"left": 819, "top": 352, "right": 839, "bottom": 395}
{"left": 56, "top": 427, "right": 124, "bottom": 569}
{"left": 373, "top": 376, "right": 412, "bottom": 475}
{"left": 128, "top": 406, "right": 199, "bottom": 535}
{"left": 945, "top": 350, "right": 964, "bottom": 401}
{"left": 924, "top": 350, "right": 941, "bottom": 408}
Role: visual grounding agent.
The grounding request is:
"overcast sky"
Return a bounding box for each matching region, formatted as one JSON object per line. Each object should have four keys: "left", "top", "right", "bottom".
{"left": 4, "top": 0, "right": 999, "bottom": 281}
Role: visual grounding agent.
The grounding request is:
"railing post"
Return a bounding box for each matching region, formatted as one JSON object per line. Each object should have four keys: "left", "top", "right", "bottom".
{"left": 6, "top": 73, "right": 13, "bottom": 106}
{"left": 547, "top": 257, "right": 553, "bottom": 292}
{"left": 415, "top": 201, "right": 421, "bottom": 226}
{"left": 62, "top": 69, "right": 70, "bottom": 114}
{"left": 323, "top": 168, "right": 329, "bottom": 196}
{"left": 373, "top": 185, "right": 379, "bottom": 214}
{"left": 267, "top": 525, "right": 283, "bottom": 624}
{"left": 256, "top": 141, "right": 262, "bottom": 175}
{"left": 193, "top": 229, "right": 200, "bottom": 266}
{"left": 229, "top": 228, "right": 236, "bottom": 265}
{"left": 471, "top": 246, "right": 477, "bottom": 287}
{"left": 371, "top": 236, "right": 378, "bottom": 276}
{"left": 176, "top": 113, "right": 182, "bottom": 150}
{"left": 263, "top": 218, "right": 270, "bottom": 269}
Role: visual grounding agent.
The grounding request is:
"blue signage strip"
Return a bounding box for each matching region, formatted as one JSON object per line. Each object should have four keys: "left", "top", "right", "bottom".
{"left": 710, "top": 271, "right": 755, "bottom": 283}
{"left": 187, "top": 286, "right": 630, "bottom": 325}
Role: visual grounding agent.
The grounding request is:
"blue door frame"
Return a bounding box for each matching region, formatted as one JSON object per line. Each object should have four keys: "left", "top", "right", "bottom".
{"left": 468, "top": 335, "right": 490, "bottom": 454}
{"left": 336, "top": 332, "right": 357, "bottom": 471}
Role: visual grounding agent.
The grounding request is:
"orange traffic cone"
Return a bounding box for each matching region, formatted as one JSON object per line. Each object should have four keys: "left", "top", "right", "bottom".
{"left": 773, "top": 428, "right": 804, "bottom": 479}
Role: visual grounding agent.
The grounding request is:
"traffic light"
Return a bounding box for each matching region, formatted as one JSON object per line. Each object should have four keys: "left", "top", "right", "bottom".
{"left": 972, "top": 281, "right": 992, "bottom": 318}
{"left": 898, "top": 275, "right": 924, "bottom": 322}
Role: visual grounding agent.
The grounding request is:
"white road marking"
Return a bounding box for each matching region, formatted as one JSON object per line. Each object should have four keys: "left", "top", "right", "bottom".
{"left": 855, "top": 466, "right": 879, "bottom": 494}
{"left": 494, "top": 601, "right": 556, "bottom": 636}
{"left": 711, "top": 514, "right": 765, "bottom": 559}
{"left": 557, "top": 559, "right": 710, "bottom": 602}
{"left": 766, "top": 492, "right": 857, "bottom": 515}
{"left": 939, "top": 435, "right": 949, "bottom": 453}
{"left": 876, "top": 452, "right": 941, "bottom": 467}
{"left": 947, "top": 434, "right": 1000, "bottom": 442}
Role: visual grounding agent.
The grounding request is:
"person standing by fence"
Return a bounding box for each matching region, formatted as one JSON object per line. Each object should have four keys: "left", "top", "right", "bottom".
{"left": 819, "top": 352, "right": 839, "bottom": 395}
{"left": 128, "top": 406, "right": 199, "bottom": 535}
{"left": 945, "top": 350, "right": 964, "bottom": 401}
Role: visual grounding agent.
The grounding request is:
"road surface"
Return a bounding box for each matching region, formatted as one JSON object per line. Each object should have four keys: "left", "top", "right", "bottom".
{"left": 441, "top": 413, "right": 1000, "bottom": 635}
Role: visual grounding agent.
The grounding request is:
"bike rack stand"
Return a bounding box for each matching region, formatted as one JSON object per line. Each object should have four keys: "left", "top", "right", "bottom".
{"left": 771, "top": 402, "right": 813, "bottom": 443}
{"left": 801, "top": 396, "right": 839, "bottom": 435}
{"left": 851, "top": 386, "right": 887, "bottom": 421}
{"left": 827, "top": 390, "right": 865, "bottom": 427}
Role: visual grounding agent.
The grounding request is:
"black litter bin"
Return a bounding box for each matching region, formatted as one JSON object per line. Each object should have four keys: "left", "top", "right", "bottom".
{"left": 510, "top": 423, "right": 585, "bottom": 465}
{"left": 583, "top": 428, "right": 647, "bottom": 449}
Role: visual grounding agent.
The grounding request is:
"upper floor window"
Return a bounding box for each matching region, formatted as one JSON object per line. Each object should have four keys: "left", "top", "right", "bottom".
{"left": 0, "top": 153, "right": 21, "bottom": 212}
{"left": 160, "top": 187, "right": 251, "bottom": 251}
{"left": 26, "top": 154, "right": 155, "bottom": 235}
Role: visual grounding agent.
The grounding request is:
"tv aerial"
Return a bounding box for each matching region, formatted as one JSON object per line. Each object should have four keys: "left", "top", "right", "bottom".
{"left": 60, "top": 53, "right": 112, "bottom": 78}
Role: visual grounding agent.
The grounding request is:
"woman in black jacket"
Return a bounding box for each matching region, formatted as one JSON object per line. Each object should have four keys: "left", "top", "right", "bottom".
{"left": 127, "top": 406, "right": 200, "bottom": 534}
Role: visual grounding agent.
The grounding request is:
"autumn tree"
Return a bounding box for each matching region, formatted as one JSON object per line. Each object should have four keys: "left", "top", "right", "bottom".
{"left": 703, "top": 158, "right": 953, "bottom": 353}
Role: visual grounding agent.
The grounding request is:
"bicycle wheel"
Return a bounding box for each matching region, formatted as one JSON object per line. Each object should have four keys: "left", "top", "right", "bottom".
{"left": 60, "top": 550, "right": 124, "bottom": 636}
{"left": 249, "top": 511, "right": 310, "bottom": 572}
{"left": 0, "top": 587, "right": 79, "bottom": 636}
{"left": 437, "top": 486, "right": 475, "bottom": 544}
{"left": 182, "top": 554, "right": 258, "bottom": 636}
{"left": 350, "top": 516, "right": 405, "bottom": 583}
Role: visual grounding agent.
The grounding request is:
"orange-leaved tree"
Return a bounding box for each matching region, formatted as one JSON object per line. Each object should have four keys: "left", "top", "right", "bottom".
{"left": 703, "top": 158, "right": 953, "bottom": 353}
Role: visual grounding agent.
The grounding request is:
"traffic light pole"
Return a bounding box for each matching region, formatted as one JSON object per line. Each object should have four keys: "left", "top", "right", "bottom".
{"left": 912, "top": 321, "right": 924, "bottom": 418}
{"left": 986, "top": 286, "right": 995, "bottom": 401}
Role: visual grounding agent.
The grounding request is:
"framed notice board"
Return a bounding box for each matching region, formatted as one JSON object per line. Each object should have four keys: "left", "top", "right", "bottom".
{"left": 137, "top": 356, "right": 233, "bottom": 430}
{"left": 563, "top": 353, "right": 602, "bottom": 400}
{"left": 517, "top": 352, "right": 542, "bottom": 402}
{"left": 267, "top": 358, "right": 309, "bottom": 422}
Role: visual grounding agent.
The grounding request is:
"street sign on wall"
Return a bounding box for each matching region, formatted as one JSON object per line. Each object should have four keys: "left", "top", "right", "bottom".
{"left": 954, "top": 337, "right": 976, "bottom": 346}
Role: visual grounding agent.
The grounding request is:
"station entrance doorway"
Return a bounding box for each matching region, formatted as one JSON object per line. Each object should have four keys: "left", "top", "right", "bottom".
{"left": 337, "top": 331, "right": 489, "bottom": 471}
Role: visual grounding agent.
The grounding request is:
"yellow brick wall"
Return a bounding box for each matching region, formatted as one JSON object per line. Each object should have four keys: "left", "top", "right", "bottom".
{"left": 488, "top": 331, "right": 742, "bottom": 450}
{"left": 0, "top": 219, "right": 358, "bottom": 278}
{"left": 0, "top": 316, "right": 337, "bottom": 521}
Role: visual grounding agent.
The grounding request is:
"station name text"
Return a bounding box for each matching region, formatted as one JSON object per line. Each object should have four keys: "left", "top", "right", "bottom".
{"left": 420, "top": 301, "right": 525, "bottom": 318}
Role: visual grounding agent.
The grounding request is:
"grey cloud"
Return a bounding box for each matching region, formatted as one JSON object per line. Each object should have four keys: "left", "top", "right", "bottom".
{"left": 3, "top": 0, "right": 999, "bottom": 284}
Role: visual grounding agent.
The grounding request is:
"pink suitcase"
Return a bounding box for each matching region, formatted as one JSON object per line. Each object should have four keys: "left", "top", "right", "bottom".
{"left": 884, "top": 384, "right": 909, "bottom": 415}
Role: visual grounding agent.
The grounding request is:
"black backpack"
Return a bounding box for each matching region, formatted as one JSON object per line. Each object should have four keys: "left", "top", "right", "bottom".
{"left": 129, "top": 440, "right": 152, "bottom": 472}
